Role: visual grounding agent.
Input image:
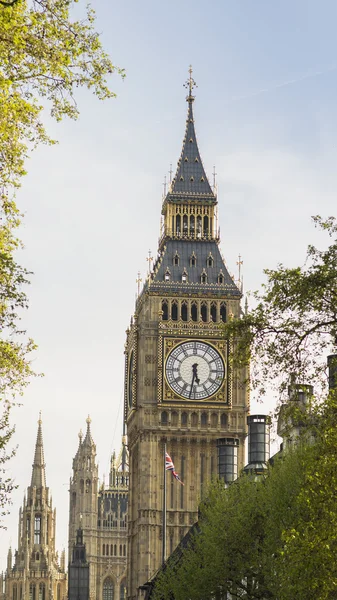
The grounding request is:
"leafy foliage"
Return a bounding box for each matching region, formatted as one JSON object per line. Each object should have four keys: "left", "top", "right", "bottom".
{"left": 153, "top": 418, "right": 337, "bottom": 600}
{"left": 226, "top": 216, "right": 337, "bottom": 399}
{"left": 153, "top": 219, "right": 337, "bottom": 599}
{"left": 0, "top": 0, "right": 123, "bottom": 524}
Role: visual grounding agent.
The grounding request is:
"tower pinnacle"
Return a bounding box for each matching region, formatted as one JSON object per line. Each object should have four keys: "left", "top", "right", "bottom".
{"left": 31, "top": 414, "right": 46, "bottom": 488}
{"left": 183, "top": 65, "right": 197, "bottom": 102}
{"left": 168, "top": 67, "right": 214, "bottom": 199}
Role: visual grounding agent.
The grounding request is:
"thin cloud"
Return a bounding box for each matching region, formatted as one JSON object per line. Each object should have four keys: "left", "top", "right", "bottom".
{"left": 231, "top": 65, "right": 337, "bottom": 102}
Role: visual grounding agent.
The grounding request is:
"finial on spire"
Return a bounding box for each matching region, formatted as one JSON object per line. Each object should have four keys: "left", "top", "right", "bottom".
{"left": 183, "top": 65, "right": 197, "bottom": 102}
{"left": 237, "top": 254, "right": 243, "bottom": 282}
{"left": 86, "top": 415, "right": 91, "bottom": 426}
{"left": 136, "top": 271, "right": 142, "bottom": 296}
{"left": 212, "top": 166, "right": 217, "bottom": 191}
{"left": 78, "top": 429, "right": 83, "bottom": 443}
{"left": 38, "top": 411, "right": 42, "bottom": 425}
{"left": 146, "top": 250, "right": 153, "bottom": 275}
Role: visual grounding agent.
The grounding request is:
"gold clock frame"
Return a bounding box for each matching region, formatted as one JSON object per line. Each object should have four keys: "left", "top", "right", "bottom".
{"left": 160, "top": 336, "right": 229, "bottom": 404}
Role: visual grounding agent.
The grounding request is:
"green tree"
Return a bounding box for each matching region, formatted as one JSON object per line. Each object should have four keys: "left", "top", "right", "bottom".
{"left": 153, "top": 448, "right": 312, "bottom": 600}
{"left": 0, "top": 0, "right": 123, "bottom": 523}
{"left": 153, "top": 217, "right": 337, "bottom": 600}
{"left": 226, "top": 216, "right": 337, "bottom": 399}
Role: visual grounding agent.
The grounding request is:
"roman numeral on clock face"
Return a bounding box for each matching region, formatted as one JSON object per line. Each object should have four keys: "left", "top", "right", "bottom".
{"left": 165, "top": 340, "right": 225, "bottom": 400}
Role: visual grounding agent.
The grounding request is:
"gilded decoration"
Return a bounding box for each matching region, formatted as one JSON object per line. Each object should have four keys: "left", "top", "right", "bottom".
{"left": 160, "top": 336, "right": 228, "bottom": 404}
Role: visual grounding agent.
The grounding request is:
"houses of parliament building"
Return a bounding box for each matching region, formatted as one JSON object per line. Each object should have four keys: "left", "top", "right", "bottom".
{"left": 1, "top": 70, "right": 250, "bottom": 599}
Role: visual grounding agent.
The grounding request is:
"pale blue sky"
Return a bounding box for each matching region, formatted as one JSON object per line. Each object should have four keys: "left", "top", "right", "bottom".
{"left": 1, "top": 0, "right": 337, "bottom": 568}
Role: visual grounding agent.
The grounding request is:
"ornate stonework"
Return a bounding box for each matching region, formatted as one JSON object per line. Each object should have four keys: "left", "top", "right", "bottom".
{"left": 68, "top": 420, "right": 128, "bottom": 600}
{"left": 125, "top": 74, "right": 249, "bottom": 599}
{"left": 2, "top": 417, "right": 67, "bottom": 600}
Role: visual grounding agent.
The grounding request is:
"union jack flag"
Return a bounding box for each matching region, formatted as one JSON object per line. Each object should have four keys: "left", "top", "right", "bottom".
{"left": 165, "top": 452, "right": 184, "bottom": 485}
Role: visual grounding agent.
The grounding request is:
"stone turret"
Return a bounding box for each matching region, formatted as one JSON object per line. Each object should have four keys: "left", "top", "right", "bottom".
{"left": 4, "top": 415, "right": 67, "bottom": 600}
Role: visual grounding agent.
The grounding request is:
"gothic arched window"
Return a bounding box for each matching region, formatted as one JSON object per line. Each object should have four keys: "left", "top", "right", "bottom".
{"left": 190, "top": 252, "right": 196, "bottom": 267}
{"left": 162, "top": 301, "right": 168, "bottom": 321}
{"left": 191, "top": 413, "right": 198, "bottom": 427}
{"left": 183, "top": 215, "right": 188, "bottom": 234}
{"left": 161, "top": 411, "right": 168, "bottom": 425}
{"left": 29, "top": 585, "right": 36, "bottom": 600}
{"left": 181, "top": 412, "right": 188, "bottom": 426}
{"left": 191, "top": 302, "right": 197, "bottom": 322}
{"left": 181, "top": 302, "right": 188, "bottom": 321}
{"left": 211, "top": 413, "right": 218, "bottom": 427}
{"left": 173, "top": 252, "right": 180, "bottom": 266}
{"left": 39, "top": 583, "right": 45, "bottom": 600}
{"left": 171, "top": 302, "right": 178, "bottom": 321}
{"left": 103, "top": 578, "right": 114, "bottom": 600}
{"left": 120, "top": 580, "right": 126, "bottom": 600}
{"left": 221, "top": 413, "right": 227, "bottom": 428}
{"left": 220, "top": 303, "right": 227, "bottom": 323}
{"left": 34, "top": 515, "right": 41, "bottom": 544}
{"left": 207, "top": 253, "right": 214, "bottom": 267}
{"left": 201, "top": 303, "right": 207, "bottom": 322}
{"left": 204, "top": 215, "right": 209, "bottom": 236}
{"left": 13, "top": 585, "right": 17, "bottom": 600}
{"left": 57, "top": 584, "right": 61, "bottom": 600}
{"left": 181, "top": 270, "right": 188, "bottom": 284}
{"left": 201, "top": 412, "right": 207, "bottom": 427}
{"left": 26, "top": 516, "right": 30, "bottom": 542}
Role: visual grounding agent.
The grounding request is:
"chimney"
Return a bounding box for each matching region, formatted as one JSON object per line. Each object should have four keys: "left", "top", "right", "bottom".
{"left": 243, "top": 415, "right": 270, "bottom": 477}
{"left": 216, "top": 438, "right": 239, "bottom": 484}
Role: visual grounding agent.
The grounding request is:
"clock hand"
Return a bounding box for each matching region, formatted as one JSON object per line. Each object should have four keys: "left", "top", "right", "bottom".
{"left": 192, "top": 363, "right": 200, "bottom": 385}
{"left": 189, "top": 373, "right": 195, "bottom": 399}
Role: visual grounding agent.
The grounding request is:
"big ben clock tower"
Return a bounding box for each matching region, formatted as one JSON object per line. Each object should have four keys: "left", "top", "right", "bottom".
{"left": 125, "top": 69, "right": 249, "bottom": 599}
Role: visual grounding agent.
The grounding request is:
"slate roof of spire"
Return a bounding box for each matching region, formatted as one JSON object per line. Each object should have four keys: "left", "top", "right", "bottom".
{"left": 168, "top": 92, "right": 215, "bottom": 201}
{"left": 151, "top": 239, "right": 241, "bottom": 296}
{"left": 31, "top": 415, "right": 46, "bottom": 488}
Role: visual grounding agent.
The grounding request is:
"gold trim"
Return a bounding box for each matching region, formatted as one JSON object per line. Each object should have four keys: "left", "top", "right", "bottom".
{"left": 163, "top": 338, "right": 227, "bottom": 403}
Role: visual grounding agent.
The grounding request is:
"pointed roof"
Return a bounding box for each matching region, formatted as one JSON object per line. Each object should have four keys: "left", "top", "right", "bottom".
{"left": 82, "top": 415, "right": 94, "bottom": 447}
{"left": 31, "top": 413, "right": 46, "bottom": 488}
{"left": 168, "top": 67, "right": 215, "bottom": 201}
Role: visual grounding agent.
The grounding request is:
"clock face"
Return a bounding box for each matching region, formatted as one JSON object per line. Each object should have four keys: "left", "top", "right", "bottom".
{"left": 165, "top": 340, "right": 225, "bottom": 400}
{"left": 128, "top": 351, "right": 134, "bottom": 409}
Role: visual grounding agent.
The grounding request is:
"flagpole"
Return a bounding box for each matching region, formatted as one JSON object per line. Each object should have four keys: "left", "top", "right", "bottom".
{"left": 162, "top": 442, "right": 167, "bottom": 565}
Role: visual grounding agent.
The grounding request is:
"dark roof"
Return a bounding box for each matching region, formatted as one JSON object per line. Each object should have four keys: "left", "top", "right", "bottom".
{"left": 150, "top": 240, "right": 240, "bottom": 297}
{"left": 167, "top": 99, "right": 215, "bottom": 201}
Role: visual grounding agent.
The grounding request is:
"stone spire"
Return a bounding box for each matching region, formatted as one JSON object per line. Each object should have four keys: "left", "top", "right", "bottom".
{"left": 168, "top": 66, "right": 215, "bottom": 199}
{"left": 31, "top": 413, "right": 46, "bottom": 488}
{"left": 82, "top": 415, "right": 94, "bottom": 447}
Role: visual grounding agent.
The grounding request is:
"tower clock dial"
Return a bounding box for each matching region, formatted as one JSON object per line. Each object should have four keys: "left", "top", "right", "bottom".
{"left": 165, "top": 340, "right": 225, "bottom": 400}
